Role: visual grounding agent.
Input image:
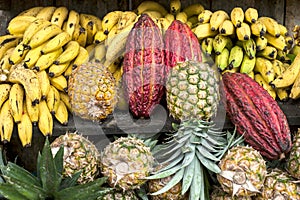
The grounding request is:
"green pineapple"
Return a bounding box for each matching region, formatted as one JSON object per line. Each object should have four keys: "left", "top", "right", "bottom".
{"left": 287, "top": 128, "right": 300, "bottom": 180}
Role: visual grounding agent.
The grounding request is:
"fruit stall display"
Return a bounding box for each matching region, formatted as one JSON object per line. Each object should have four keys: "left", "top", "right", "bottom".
{"left": 0, "top": 0, "right": 299, "bottom": 199}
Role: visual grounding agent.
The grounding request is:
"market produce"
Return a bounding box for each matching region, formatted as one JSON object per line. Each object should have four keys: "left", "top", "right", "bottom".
{"left": 210, "top": 186, "right": 252, "bottom": 200}
{"left": 286, "top": 128, "right": 300, "bottom": 179}
{"left": 100, "top": 189, "right": 139, "bottom": 200}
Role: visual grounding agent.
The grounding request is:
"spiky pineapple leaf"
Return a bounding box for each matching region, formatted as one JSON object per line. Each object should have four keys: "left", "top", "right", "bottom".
{"left": 196, "top": 151, "right": 221, "bottom": 174}
{"left": 136, "top": 186, "right": 149, "bottom": 200}
{"left": 59, "top": 170, "right": 82, "bottom": 190}
{"left": 145, "top": 164, "right": 181, "bottom": 179}
{"left": 180, "top": 144, "right": 195, "bottom": 168}
{"left": 156, "top": 154, "right": 184, "bottom": 172}
{"left": 190, "top": 158, "right": 203, "bottom": 200}
{"left": 181, "top": 158, "right": 195, "bottom": 195}
{"left": 0, "top": 183, "right": 29, "bottom": 200}
{"left": 196, "top": 146, "right": 219, "bottom": 161}
{"left": 53, "top": 145, "right": 64, "bottom": 176}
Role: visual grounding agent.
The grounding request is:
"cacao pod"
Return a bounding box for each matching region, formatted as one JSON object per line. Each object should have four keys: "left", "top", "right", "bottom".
{"left": 122, "top": 14, "right": 166, "bottom": 118}
{"left": 222, "top": 72, "right": 291, "bottom": 160}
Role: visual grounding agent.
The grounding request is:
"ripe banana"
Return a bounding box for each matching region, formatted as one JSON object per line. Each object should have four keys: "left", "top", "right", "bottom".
{"left": 53, "top": 41, "right": 80, "bottom": 65}
{"left": 165, "top": 13, "right": 175, "bottom": 22}
{"left": 272, "top": 59, "right": 285, "bottom": 78}
{"left": 230, "top": 7, "right": 244, "bottom": 27}
{"left": 0, "top": 84, "right": 11, "bottom": 108}
{"left": 94, "top": 29, "right": 107, "bottom": 44}
{"left": 9, "top": 42, "right": 29, "bottom": 65}
{"left": 25, "top": 95, "right": 39, "bottom": 126}
{"left": 193, "top": 23, "right": 218, "bottom": 40}
{"left": 23, "top": 42, "right": 46, "bottom": 69}
{"left": 92, "top": 43, "right": 106, "bottom": 63}
{"left": 48, "top": 62, "right": 70, "bottom": 78}
{"left": 254, "top": 73, "right": 276, "bottom": 99}
{"left": 0, "top": 36, "right": 21, "bottom": 61}
{"left": 18, "top": 6, "right": 43, "bottom": 17}
{"left": 104, "top": 24, "right": 118, "bottom": 47}
{"left": 136, "top": 1, "right": 168, "bottom": 16}
{"left": 50, "top": 6, "right": 69, "bottom": 29}
{"left": 36, "top": 6, "right": 56, "bottom": 21}
{"left": 228, "top": 45, "right": 244, "bottom": 69}
{"left": 279, "top": 24, "right": 288, "bottom": 36}
{"left": 240, "top": 54, "right": 256, "bottom": 74}
{"left": 106, "top": 56, "right": 123, "bottom": 74}
{"left": 8, "top": 66, "right": 41, "bottom": 106}
{"left": 117, "top": 11, "right": 137, "bottom": 31}
{"left": 7, "top": 16, "right": 37, "bottom": 35}
{"left": 34, "top": 47, "right": 63, "bottom": 71}
{"left": 102, "top": 11, "right": 123, "bottom": 34}
{"left": 0, "top": 100, "right": 14, "bottom": 143}
{"left": 59, "top": 91, "right": 72, "bottom": 112}
{"left": 46, "top": 85, "right": 61, "bottom": 114}
{"left": 198, "top": 10, "right": 212, "bottom": 24}
{"left": 254, "top": 57, "right": 275, "bottom": 83}
{"left": 65, "top": 10, "right": 80, "bottom": 36}
{"left": 49, "top": 74, "right": 68, "bottom": 92}
{"left": 170, "top": 0, "right": 181, "bottom": 15}
{"left": 276, "top": 88, "right": 289, "bottom": 101}
{"left": 28, "top": 23, "right": 62, "bottom": 49}
{"left": 54, "top": 100, "right": 68, "bottom": 125}
{"left": 200, "top": 37, "right": 214, "bottom": 56}
{"left": 258, "top": 17, "right": 281, "bottom": 38}
{"left": 72, "top": 24, "right": 87, "bottom": 47}
{"left": 38, "top": 100, "right": 53, "bottom": 136}
{"left": 22, "top": 18, "right": 52, "bottom": 45}
{"left": 210, "top": 10, "right": 230, "bottom": 31}
{"left": 36, "top": 70, "right": 51, "bottom": 100}
{"left": 73, "top": 46, "right": 89, "bottom": 68}
{"left": 219, "top": 19, "right": 235, "bottom": 36}
{"left": 182, "top": 3, "right": 204, "bottom": 18}
{"left": 255, "top": 35, "right": 268, "bottom": 51}
{"left": 143, "top": 10, "right": 163, "bottom": 20}
{"left": 256, "top": 45, "right": 277, "bottom": 60}
{"left": 236, "top": 22, "right": 251, "bottom": 41}
{"left": 242, "top": 38, "right": 256, "bottom": 59}
{"left": 215, "top": 48, "right": 229, "bottom": 71}
{"left": 245, "top": 7, "right": 258, "bottom": 23}
{"left": 264, "top": 33, "right": 288, "bottom": 52}
{"left": 63, "top": 62, "right": 73, "bottom": 78}
{"left": 159, "top": 17, "right": 172, "bottom": 35}
{"left": 213, "top": 34, "right": 232, "bottom": 55}
{"left": 0, "top": 47, "right": 14, "bottom": 71}
{"left": 290, "top": 70, "right": 300, "bottom": 99}
{"left": 175, "top": 12, "right": 188, "bottom": 23}
{"left": 250, "top": 20, "right": 267, "bottom": 37}
{"left": 41, "top": 31, "right": 71, "bottom": 54}
{"left": 80, "top": 13, "right": 98, "bottom": 45}
{"left": 9, "top": 83, "right": 24, "bottom": 123}
{"left": 17, "top": 106, "right": 33, "bottom": 147}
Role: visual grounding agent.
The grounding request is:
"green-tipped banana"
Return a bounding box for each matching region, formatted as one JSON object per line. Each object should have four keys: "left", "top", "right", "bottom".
{"left": 240, "top": 54, "right": 256, "bottom": 74}
{"left": 228, "top": 45, "right": 244, "bottom": 69}
{"left": 213, "top": 34, "right": 232, "bottom": 55}
{"left": 200, "top": 37, "right": 214, "bottom": 56}
{"left": 242, "top": 38, "right": 256, "bottom": 59}
{"left": 256, "top": 45, "right": 277, "bottom": 60}
{"left": 215, "top": 47, "right": 229, "bottom": 71}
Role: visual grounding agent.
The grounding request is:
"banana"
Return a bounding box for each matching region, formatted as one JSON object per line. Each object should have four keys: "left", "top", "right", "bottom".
{"left": 264, "top": 33, "right": 288, "bottom": 52}
{"left": 113, "top": 66, "right": 123, "bottom": 83}
{"left": 236, "top": 22, "right": 251, "bottom": 41}
{"left": 230, "top": 7, "right": 244, "bottom": 27}
{"left": 244, "top": 7, "right": 258, "bottom": 24}
{"left": 285, "top": 35, "right": 294, "bottom": 49}
{"left": 36, "top": 70, "right": 51, "bottom": 100}
{"left": 276, "top": 49, "right": 287, "bottom": 62}
{"left": 254, "top": 57, "right": 275, "bottom": 83}
{"left": 65, "top": 10, "right": 80, "bottom": 37}
{"left": 54, "top": 100, "right": 68, "bottom": 125}
{"left": 165, "top": 13, "right": 175, "bottom": 22}
{"left": 79, "top": 13, "right": 98, "bottom": 45}
{"left": 41, "top": 31, "right": 71, "bottom": 54}
{"left": 0, "top": 34, "right": 22, "bottom": 46}
{"left": 0, "top": 84, "right": 11, "bottom": 108}
{"left": 221, "top": 66, "right": 239, "bottom": 74}
{"left": 219, "top": 19, "right": 235, "bottom": 36}
{"left": 0, "top": 47, "right": 14, "bottom": 71}
{"left": 270, "top": 52, "right": 300, "bottom": 88}
{"left": 34, "top": 47, "right": 63, "bottom": 71}
{"left": 19, "top": 6, "right": 43, "bottom": 17}
{"left": 193, "top": 23, "right": 218, "bottom": 40}
{"left": 0, "top": 100, "right": 14, "bottom": 143}
{"left": 102, "top": 11, "right": 123, "bottom": 34}
{"left": 240, "top": 54, "right": 256, "bottom": 74}
{"left": 291, "top": 44, "right": 300, "bottom": 55}
{"left": 255, "top": 35, "right": 268, "bottom": 51}
{"left": 170, "top": 0, "right": 181, "bottom": 15}
{"left": 9, "top": 83, "right": 24, "bottom": 123}
{"left": 250, "top": 20, "right": 267, "bottom": 37}
{"left": 257, "top": 17, "right": 281, "bottom": 38}
{"left": 106, "top": 56, "right": 123, "bottom": 74}
{"left": 198, "top": 10, "right": 212, "bottom": 24}
{"left": 53, "top": 41, "right": 80, "bottom": 65}
{"left": 136, "top": 1, "right": 168, "bottom": 16}
{"left": 254, "top": 73, "right": 276, "bottom": 99}
{"left": 159, "top": 17, "right": 172, "bottom": 35}
{"left": 279, "top": 23, "right": 289, "bottom": 36}
{"left": 28, "top": 23, "right": 62, "bottom": 49}
{"left": 272, "top": 59, "right": 285, "bottom": 78}
{"left": 276, "top": 88, "right": 289, "bottom": 101}
{"left": 48, "top": 62, "right": 71, "bottom": 78}
{"left": 93, "top": 43, "right": 106, "bottom": 63}
{"left": 200, "top": 37, "right": 214, "bottom": 56}
{"left": 50, "top": 6, "right": 69, "bottom": 29}
{"left": 143, "top": 10, "right": 163, "bottom": 20}
{"left": 117, "top": 11, "right": 137, "bottom": 31}
{"left": 290, "top": 70, "right": 300, "bottom": 99}
{"left": 22, "top": 18, "right": 52, "bottom": 45}
{"left": 210, "top": 10, "right": 230, "bottom": 31}
{"left": 59, "top": 91, "right": 72, "bottom": 112}
{"left": 242, "top": 38, "right": 256, "bottom": 59}
{"left": 63, "top": 62, "right": 74, "bottom": 78}
{"left": 0, "top": 36, "right": 21, "bottom": 60}
{"left": 175, "top": 12, "right": 188, "bottom": 23}
{"left": 256, "top": 45, "right": 277, "bottom": 60}
{"left": 72, "top": 24, "right": 87, "bottom": 47}
{"left": 215, "top": 47, "right": 229, "bottom": 71}
{"left": 94, "top": 29, "right": 107, "bottom": 44}
{"left": 85, "top": 43, "right": 96, "bottom": 60}
{"left": 228, "top": 45, "right": 244, "bottom": 69}
{"left": 23, "top": 42, "right": 46, "bottom": 69}
{"left": 9, "top": 42, "right": 29, "bottom": 65}
{"left": 7, "top": 16, "right": 37, "bottom": 35}
{"left": 46, "top": 85, "right": 61, "bottom": 114}
{"left": 213, "top": 34, "right": 232, "bottom": 55}
{"left": 36, "top": 6, "right": 56, "bottom": 21}
{"left": 38, "top": 100, "right": 53, "bottom": 136}
{"left": 49, "top": 74, "right": 68, "bottom": 92}
{"left": 25, "top": 95, "right": 39, "bottom": 126}
{"left": 182, "top": 3, "right": 204, "bottom": 18}
{"left": 73, "top": 46, "right": 89, "bottom": 68}
{"left": 17, "top": 105, "right": 33, "bottom": 147}
{"left": 104, "top": 24, "right": 119, "bottom": 47}
{"left": 247, "top": 70, "right": 255, "bottom": 79}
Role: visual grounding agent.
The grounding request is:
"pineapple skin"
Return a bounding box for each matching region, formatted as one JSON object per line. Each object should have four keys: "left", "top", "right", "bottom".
{"left": 210, "top": 186, "right": 253, "bottom": 200}
{"left": 287, "top": 129, "right": 300, "bottom": 180}
{"left": 100, "top": 189, "right": 139, "bottom": 200}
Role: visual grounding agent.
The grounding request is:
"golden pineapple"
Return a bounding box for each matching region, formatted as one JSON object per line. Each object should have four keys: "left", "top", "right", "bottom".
{"left": 100, "top": 189, "right": 139, "bottom": 200}
{"left": 210, "top": 186, "right": 252, "bottom": 200}
{"left": 68, "top": 61, "right": 118, "bottom": 121}
{"left": 287, "top": 128, "right": 300, "bottom": 179}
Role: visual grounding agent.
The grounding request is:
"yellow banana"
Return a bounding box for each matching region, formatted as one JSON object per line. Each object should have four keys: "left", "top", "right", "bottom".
{"left": 244, "top": 7, "right": 258, "bottom": 24}
{"left": 256, "top": 45, "right": 277, "bottom": 60}
{"left": 9, "top": 83, "right": 24, "bottom": 123}
{"left": 228, "top": 45, "right": 244, "bottom": 69}
{"left": 264, "top": 33, "right": 288, "bottom": 52}
{"left": 165, "top": 13, "right": 175, "bottom": 22}
{"left": 18, "top": 6, "right": 44, "bottom": 17}
{"left": 102, "top": 11, "right": 123, "bottom": 34}
{"left": 279, "top": 23, "right": 288, "bottom": 36}
{"left": 36, "top": 70, "right": 51, "bottom": 100}
{"left": 159, "top": 17, "right": 172, "bottom": 35}
{"left": 116, "top": 11, "right": 137, "bottom": 31}
{"left": 276, "top": 88, "right": 289, "bottom": 101}
{"left": 65, "top": 10, "right": 80, "bottom": 37}
{"left": 198, "top": 10, "right": 212, "bottom": 24}
{"left": 0, "top": 84, "right": 11, "bottom": 108}
{"left": 106, "top": 56, "right": 123, "bottom": 74}
{"left": 290, "top": 70, "right": 300, "bottom": 99}
{"left": 63, "top": 62, "right": 73, "bottom": 78}
{"left": 34, "top": 47, "right": 63, "bottom": 71}
{"left": 54, "top": 100, "right": 68, "bottom": 125}
{"left": 200, "top": 37, "right": 214, "bottom": 56}
{"left": 85, "top": 43, "right": 96, "bottom": 60}
{"left": 59, "top": 91, "right": 72, "bottom": 112}
{"left": 219, "top": 19, "right": 235, "bottom": 36}
{"left": 113, "top": 66, "right": 123, "bottom": 83}
{"left": 48, "top": 62, "right": 70, "bottom": 78}
{"left": 49, "top": 74, "right": 68, "bottom": 92}
{"left": 254, "top": 73, "right": 276, "bottom": 99}
{"left": 175, "top": 12, "right": 188, "bottom": 23}
{"left": 215, "top": 48, "right": 229, "bottom": 71}
{"left": 8, "top": 66, "right": 41, "bottom": 106}
{"left": 0, "top": 36, "right": 21, "bottom": 60}
{"left": 272, "top": 59, "right": 285, "bottom": 78}
{"left": 73, "top": 46, "right": 89, "bottom": 68}
{"left": 258, "top": 17, "right": 281, "bottom": 38}
{"left": 46, "top": 85, "right": 61, "bottom": 114}
{"left": 255, "top": 35, "right": 268, "bottom": 51}
{"left": 250, "top": 20, "right": 267, "bottom": 37}
{"left": 136, "top": 1, "right": 168, "bottom": 16}
{"left": 170, "top": 0, "right": 181, "bottom": 15}
{"left": 36, "top": 6, "right": 57, "bottom": 21}
{"left": 50, "top": 6, "right": 69, "bottom": 29}
{"left": 291, "top": 45, "right": 300, "bottom": 55}
{"left": 193, "top": 23, "right": 218, "bottom": 40}
{"left": 23, "top": 42, "right": 46, "bottom": 69}
{"left": 213, "top": 34, "right": 232, "bottom": 55}
{"left": 94, "top": 29, "right": 107, "bottom": 44}
{"left": 143, "top": 10, "right": 163, "bottom": 20}
{"left": 240, "top": 54, "right": 256, "bottom": 74}
{"left": 242, "top": 38, "right": 256, "bottom": 59}
{"left": 221, "top": 66, "right": 239, "bottom": 75}
{"left": 230, "top": 7, "right": 244, "bottom": 27}
{"left": 7, "top": 16, "right": 37, "bottom": 35}
{"left": 41, "top": 31, "right": 71, "bottom": 54}
{"left": 247, "top": 70, "right": 255, "bottom": 79}
{"left": 254, "top": 57, "right": 275, "bottom": 83}
{"left": 53, "top": 41, "right": 80, "bottom": 65}
{"left": 38, "top": 100, "right": 53, "bottom": 136}
{"left": 182, "top": 3, "right": 204, "bottom": 18}
{"left": 28, "top": 23, "right": 62, "bottom": 49}
{"left": 104, "top": 24, "right": 119, "bottom": 47}
{"left": 17, "top": 105, "right": 33, "bottom": 147}
{"left": 22, "top": 18, "right": 52, "bottom": 45}
{"left": 93, "top": 43, "right": 106, "bottom": 63}
{"left": 0, "top": 47, "right": 14, "bottom": 71}
{"left": 25, "top": 95, "right": 39, "bottom": 126}
{"left": 9, "top": 42, "right": 29, "bottom": 65}
{"left": 236, "top": 22, "right": 251, "bottom": 41}
{"left": 72, "top": 24, "right": 87, "bottom": 47}
{"left": 0, "top": 34, "right": 22, "bottom": 46}
{"left": 210, "top": 10, "right": 230, "bottom": 31}
{"left": 0, "top": 100, "right": 14, "bottom": 143}
{"left": 79, "top": 13, "right": 98, "bottom": 45}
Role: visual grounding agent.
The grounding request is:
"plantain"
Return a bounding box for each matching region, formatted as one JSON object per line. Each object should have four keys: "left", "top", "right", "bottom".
{"left": 228, "top": 45, "right": 244, "bottom": 69}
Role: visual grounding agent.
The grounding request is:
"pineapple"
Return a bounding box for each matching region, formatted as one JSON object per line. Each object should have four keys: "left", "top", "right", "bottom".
{"left": 50, "top": 131, "right": 100, "bottom": 184}
{"left": 287, "top": 128, "right": 300, "bottom": 179}
{"left": 100, "top": 136, "right": 154, "bottom": 190}
{"left": 166, "top": 60, "right": 220, "bottom": 121}
{"left": 254, "top": 168, "right": 300, "bottom": 200}
{"left": 100, "top": 189, "right": 139, "bottom": 200}
{"left": 210, "top": 186, "right": 252, "bottom": 200}
{"left": 146, "top": 119, "right": 243, "bottom": 200}
{"left": 68, "top": 61, "right": 118, "bottom": 121}
{"left": 217, "top": 146, "right": 267, "bottom": 198}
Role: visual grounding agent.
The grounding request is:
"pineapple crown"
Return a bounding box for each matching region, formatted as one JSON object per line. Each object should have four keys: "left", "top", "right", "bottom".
{"left": 0, "top": 137, "right": 112, "bottom": 200}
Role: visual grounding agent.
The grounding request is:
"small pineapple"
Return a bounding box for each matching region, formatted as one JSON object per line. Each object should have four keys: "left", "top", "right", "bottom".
{"left": 100, "top": 189, "right": 139, "bottom": 200}
{"left": 254, "top": 168, "right": 300, "bottom": 200}
{"left": 50, "top": 131, "right": 100, "bottom": 184}
{"left": 166, "top": 60, "right": 220, "bottom": 121}
{"left": 68, "top": 61, "right": 118, "bottom": 121}
{"left": 100, "top": 136, "right": 154, "bottom": 190}
{"left": 210, "top": 186, "right": 252, "bottom": 200}
{"left": 287, "top": 128, "right": 300, "bottom": 179}
{"left": 217, "top": 146, "right": 267, "bottom": 198}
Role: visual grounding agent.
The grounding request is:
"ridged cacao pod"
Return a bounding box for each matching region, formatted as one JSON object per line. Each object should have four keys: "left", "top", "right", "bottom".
{"left": 122, "top": 14, "right": 166, "bottom": 118}
{"left": 222, "top": 72, "right": 292, "bottom": 160}
{"left": 164, "top": 20, "right": 202, "bottom": 72}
